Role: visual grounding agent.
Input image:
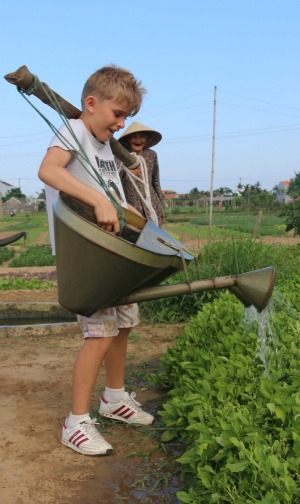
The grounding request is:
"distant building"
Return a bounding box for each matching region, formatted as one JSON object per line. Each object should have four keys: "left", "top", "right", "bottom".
{"left": 276, "top": 180, "right": 293, "bottom": 204}
{"left": 161, "top": 190, "right": 179, "bottom": 207}
{"left": 0, "top": 180, "right": 17, "bottom": 197}
{"left": 2, "top": 197, "right": 39, "bottom": 215}
{"left": 2, "top": 197, "right": 23, "bottom": 215}
{"left": 162, "top": 190, "right": 179, "bottom": 200}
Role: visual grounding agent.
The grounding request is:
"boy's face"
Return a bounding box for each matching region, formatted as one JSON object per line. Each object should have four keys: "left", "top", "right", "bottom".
{"left": 83, "top": 96, "right": 130, "bottom": 142}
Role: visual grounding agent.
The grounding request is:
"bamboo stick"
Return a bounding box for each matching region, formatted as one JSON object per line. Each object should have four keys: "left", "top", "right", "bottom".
{"left": 4, "top": 65, "right": 139, "bottom": 169}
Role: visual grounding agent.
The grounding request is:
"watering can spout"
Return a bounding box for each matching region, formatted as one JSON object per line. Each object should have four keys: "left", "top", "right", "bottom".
{"left": 115, "top": 266, "right": 276, "bottom": 313}
{"left": 228, "top": 266, "right": 276, "bottom": 312}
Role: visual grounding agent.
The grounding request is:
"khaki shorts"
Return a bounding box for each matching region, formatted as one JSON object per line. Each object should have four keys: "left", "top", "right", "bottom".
{"left": 77, "top": 303, "right": 140, "bottom": 338}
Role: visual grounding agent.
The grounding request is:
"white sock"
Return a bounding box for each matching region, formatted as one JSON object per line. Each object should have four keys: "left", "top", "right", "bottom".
{"left": 67, "top": 412, "right": 90, "bottom": 428}
{"left": 104, "top": 387, "right": 126, "bottom": 403}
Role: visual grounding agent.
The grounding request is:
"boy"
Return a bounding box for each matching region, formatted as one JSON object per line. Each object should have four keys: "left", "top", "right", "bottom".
{"left": 38, "top": 65, "right": 154, "bottom": 457}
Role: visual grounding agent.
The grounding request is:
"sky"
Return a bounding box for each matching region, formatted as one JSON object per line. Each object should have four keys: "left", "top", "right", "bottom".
{"left": 1, "top": 0, "right": 300, "bottom": 197}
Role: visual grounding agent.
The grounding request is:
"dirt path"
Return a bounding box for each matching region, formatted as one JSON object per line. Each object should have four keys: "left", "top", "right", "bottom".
{"left": 0, "top": 278, "right": 184, "bottom": 504}
{"left": 0, "top": 322, "right": 183, "bottom": 504}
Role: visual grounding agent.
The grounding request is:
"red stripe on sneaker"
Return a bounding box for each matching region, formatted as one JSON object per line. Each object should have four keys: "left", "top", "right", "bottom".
{"left": 102, "top": 395, "right": 108, "bottom": 404}
{"left": 124, "top": 411, "right": 135, "bottom": 419}
{"left": 115, "top": 405, "right": 133, "bottom": 415}
{"left": 112, "top": 405, "right": 136, "bottom": 419}
{"left": 69, "top": 430, "right": 81, "bottom": 442}
{"left": 112, "top": 405, "right": 126, "bottom": 414}
{"left": 116, "top": 407, "right": 130, "bottom": 416}
{"left": 70, "top": 432, "right": 89, "bottom": 447}
{"left": 76, "top": 436, "right": 89, "bottom": 448}
{"left": 73, "top": 433, "right": 85, "bottom": 444}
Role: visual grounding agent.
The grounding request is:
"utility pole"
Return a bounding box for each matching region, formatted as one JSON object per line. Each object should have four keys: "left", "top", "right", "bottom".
{"left": 209, "top": 86, "right": 217, "bottom": 230}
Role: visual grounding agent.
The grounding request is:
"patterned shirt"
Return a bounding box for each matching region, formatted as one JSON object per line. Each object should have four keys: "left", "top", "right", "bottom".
{"left": 119, "top": 149, "right": 165, "bottom": 221}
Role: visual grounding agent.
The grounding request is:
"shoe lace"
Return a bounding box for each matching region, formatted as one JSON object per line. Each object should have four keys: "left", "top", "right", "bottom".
{"left": 126, "top": 392, "right": 142, "bottom": 411}
{"left": 80, "top": 418, "right": 101, "bottom": 439}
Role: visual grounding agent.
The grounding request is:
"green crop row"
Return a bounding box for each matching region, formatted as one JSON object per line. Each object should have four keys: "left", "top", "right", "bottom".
{"left": 8, "top": 245, "right": 55, "bottom": 267}
{"left": 0, "top": 277, "right": 56, "bottom": 290}
{"left": 0, "top": 247, "right": 15, "bottom": 264}
{"left": 149, "top": 283, "right": 300, "bottom": 503}
{"left": 165, "top": 211, "right": 288, "bottom": 238}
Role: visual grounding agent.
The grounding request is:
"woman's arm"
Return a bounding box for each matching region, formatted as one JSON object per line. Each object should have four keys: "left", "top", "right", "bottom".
{"left": 151, "top": 152, "right": 165, "bottom": 205}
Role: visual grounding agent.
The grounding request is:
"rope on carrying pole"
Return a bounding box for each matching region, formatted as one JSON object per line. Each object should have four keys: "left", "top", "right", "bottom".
{"left": 17, "top": 77, "right": 126, "bottom": 230}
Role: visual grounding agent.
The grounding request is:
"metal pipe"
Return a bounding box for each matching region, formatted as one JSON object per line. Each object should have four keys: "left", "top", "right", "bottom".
{"left": 115, "top": 266, "right": 276, "bottom": 313}
{"left": 116, "top": 276, "right": 236, "bottom": 305}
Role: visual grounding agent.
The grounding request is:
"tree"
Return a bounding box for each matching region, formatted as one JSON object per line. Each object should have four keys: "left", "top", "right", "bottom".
{"left": 37, "top": 188, "right": 46, "bottom": 199}
{"left": 1, "top": 188, "right": 27, "bottom": 202}
{"left": 189, "top": 187, "right": 200, "bottom": 198}
{"left": 285, "top": 172, "right": 300, "bottom": 235}
{"left": 38, "top": 200, "right": 46, "bottom": 211}
{"left": 287, "top": 172, "right": 300, "bottom": 198}
{"left": 250, "top": 191, "right": 274, "bottom": 209}
{"left": 213, "top": 186, "right": 233, "bottom": 196}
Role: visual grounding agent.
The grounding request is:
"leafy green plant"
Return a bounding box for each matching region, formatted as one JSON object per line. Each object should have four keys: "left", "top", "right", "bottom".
{"left": 0, "top": 276, "right": 56, "bottom": 290}
{"left": 8, "top": 245, "right": 56, "bottom": 267}
{"left": 0, "top": 247, "right": 15, "bottom": 264}
{"left": 152, "top": 285, "right": 300, "bottom": 503}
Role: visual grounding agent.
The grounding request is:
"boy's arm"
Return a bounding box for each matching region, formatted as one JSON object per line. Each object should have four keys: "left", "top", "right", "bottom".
{"left": 39, "top": 147, "right": 120, "bottom": 234}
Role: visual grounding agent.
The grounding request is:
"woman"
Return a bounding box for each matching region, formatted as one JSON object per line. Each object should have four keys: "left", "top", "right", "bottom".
{"left": 117, "top": 122, "right": 165, "bottom": 225}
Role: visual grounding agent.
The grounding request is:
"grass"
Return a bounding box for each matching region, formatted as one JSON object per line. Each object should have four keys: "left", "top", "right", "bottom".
{"left": 0, "top": 212, "right": 50, "bottom": 245}
{"left": 165, "top": 211, "right": 288, "bottom": 238}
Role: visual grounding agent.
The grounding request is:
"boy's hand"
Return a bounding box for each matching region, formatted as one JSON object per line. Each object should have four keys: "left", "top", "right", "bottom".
{"left": 94, "top": 198, "right": 120, "bottom": 234}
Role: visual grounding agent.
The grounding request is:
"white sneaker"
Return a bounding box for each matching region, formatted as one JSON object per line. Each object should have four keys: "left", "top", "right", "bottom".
{"left": 61, "top": 417, "right": 113, "bottom": 456}
{"left": 99, "top": 391, "right": 154, "bottom": 426}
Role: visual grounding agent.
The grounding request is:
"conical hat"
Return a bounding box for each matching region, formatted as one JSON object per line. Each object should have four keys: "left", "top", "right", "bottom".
{"left": 118, "top": 122, "right": 162, "bottom": 149}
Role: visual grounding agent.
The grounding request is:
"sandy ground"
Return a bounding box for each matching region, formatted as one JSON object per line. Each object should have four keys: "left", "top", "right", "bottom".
{"left": 0, "top": 268, "right": 184, "bottom": 504}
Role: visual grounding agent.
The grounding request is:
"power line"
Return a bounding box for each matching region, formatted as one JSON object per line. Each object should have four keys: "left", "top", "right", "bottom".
{"left": 0, "top": 130, "right": 49, "bottom": 139}
{"left": 219, "top": 100, "right": 300, "bottom": 119}
{"left": 162, "top": 123, "right": 300, "bottom": 144}
{"left": 220, "top": 89, "right": 300, "bottom": 112}
{"left": 0, "top": 152, "right": 44, "bottom": 158}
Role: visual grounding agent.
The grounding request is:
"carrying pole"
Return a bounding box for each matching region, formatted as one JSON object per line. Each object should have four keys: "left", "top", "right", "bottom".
{"left": 4, "top": 65, "right": 140, "bottom": 170}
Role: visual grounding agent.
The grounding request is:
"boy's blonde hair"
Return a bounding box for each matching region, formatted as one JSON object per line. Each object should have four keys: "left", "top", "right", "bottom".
{"left": 81, "top": 65, "right": 146, "bottom": 116}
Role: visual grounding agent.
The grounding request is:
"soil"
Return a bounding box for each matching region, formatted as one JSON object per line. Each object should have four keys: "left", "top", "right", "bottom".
{"left": 0, "top": 263, "right": 185, "bottom": 504}
{"left": 0, "top": 234, "right": 299, "bottom": 504}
